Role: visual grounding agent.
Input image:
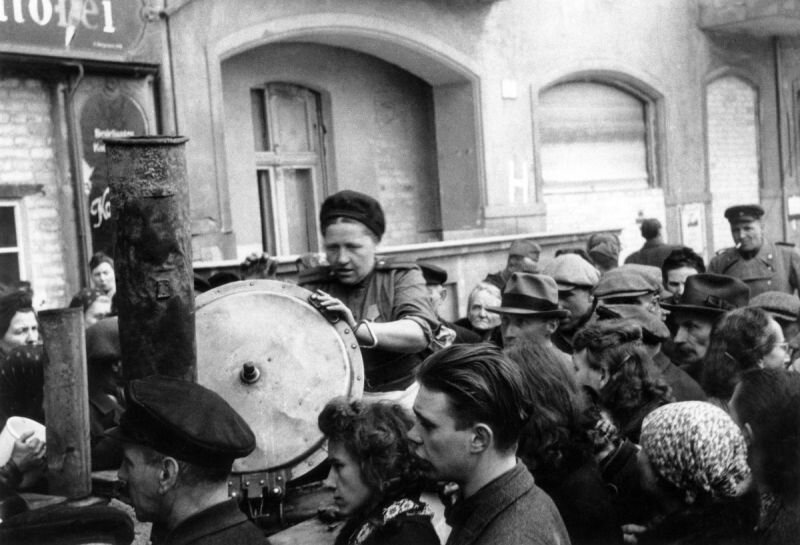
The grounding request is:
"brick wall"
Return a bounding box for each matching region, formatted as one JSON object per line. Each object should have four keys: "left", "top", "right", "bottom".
{"left": 0, "top": 75, "right": 69, "bottom": 308}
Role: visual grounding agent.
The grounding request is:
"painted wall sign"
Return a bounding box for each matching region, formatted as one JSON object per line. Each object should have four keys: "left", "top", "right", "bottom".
{"left": 78, "top": 77, "right": 149, "bottom": 257}
{"left": 0, "top": 0, "right": 147, "bottom": 53}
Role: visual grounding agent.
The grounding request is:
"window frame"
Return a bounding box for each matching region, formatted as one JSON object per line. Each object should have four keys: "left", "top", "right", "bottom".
{"left": 0, "top": 200, "right": 27, "bottom": 284}
{"left": 535, "top": 76, "right": 662, "bottom": 196}
{"left": 251, "top": 83, "right": 329, "bottom": 256}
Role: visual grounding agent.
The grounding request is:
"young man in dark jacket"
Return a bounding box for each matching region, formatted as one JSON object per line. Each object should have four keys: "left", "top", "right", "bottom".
{"left": 409, "top": 344, "right": 570, "bottom": 545}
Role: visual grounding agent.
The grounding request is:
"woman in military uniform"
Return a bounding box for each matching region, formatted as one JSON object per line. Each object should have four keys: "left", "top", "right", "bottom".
{"left": 301, "top": 190, "right": 439, "bottom": 406}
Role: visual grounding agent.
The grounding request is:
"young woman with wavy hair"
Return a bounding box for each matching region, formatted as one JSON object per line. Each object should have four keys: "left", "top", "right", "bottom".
{"left": 318, "top": 397, "right": 439, "bottom": 545}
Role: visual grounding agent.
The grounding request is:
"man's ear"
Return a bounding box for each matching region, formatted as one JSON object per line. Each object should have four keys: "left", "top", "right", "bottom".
{"left": 469, "top": 423, "right": 493, "bottom": 454}
{"left": 440, "top": 287, "right": 448, "bottom": 303}
{"left": 158, "top": 457, "right": 181, "bottom": 494}
{"left": 546, "top": 319, "right": 559, "bottom": 334}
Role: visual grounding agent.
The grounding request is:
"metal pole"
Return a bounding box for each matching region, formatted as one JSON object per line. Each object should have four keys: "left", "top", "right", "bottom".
{"left": 38, "top": 307, "right": 91, "bottom": 499}
{"left": 106, "top": 136, "right": 196, "bottom": 381}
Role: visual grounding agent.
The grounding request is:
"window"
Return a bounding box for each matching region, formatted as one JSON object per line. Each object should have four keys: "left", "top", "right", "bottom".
{"left": 0, "top": 202, "right": 23, "bottom": 286}
{"left": 250, "top": 83, "right": 326, "bottom": 255}
{"left": 539, "top": 81, "right": 655, "bottom": 192}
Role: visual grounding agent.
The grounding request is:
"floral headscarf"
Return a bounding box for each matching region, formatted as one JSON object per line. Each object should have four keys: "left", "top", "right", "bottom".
{"left": 640, "top": 401, "right": 751, "bottom": 504}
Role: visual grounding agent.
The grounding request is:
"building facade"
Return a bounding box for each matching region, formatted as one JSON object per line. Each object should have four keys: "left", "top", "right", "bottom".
{"left": 3, "top": 0, "right": 800, "bottom": 317}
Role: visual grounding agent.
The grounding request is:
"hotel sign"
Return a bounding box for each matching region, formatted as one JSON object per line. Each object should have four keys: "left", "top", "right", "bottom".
{"left": 0, "top": 0, "right": 147, "bottom": 53}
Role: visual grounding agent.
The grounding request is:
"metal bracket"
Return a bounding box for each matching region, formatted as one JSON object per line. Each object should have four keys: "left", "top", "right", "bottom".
{"left": 228, "top": 469, "right": 291, "bottom": 501}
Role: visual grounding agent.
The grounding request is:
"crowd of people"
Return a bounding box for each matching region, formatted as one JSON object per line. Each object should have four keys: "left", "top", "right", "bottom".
{"left": 1, "top": 192, "right": 800, "bottom": 545}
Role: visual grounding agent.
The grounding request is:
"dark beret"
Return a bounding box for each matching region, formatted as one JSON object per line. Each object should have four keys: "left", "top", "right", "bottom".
{"left": 724, "top": 204, "right": 764, "bottom": 223}
{"left": 86, "top": 317, "right": 120, "bottom": 366}
{"left": 418, "top": 262, "right": 447, "bottom": 285}
{"left": 107, "top": 376, "right": 256, "bottom": 468}
{"left": 319, "top": 190, "right": 385, "bottom": 239}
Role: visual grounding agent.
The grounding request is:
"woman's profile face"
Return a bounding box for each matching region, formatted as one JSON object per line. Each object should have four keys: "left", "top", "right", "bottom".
{"left": 760, "top": 318, "right": 789, "bottom": 369}
{"left": 325, "top": 440, "right": 373, "bottom": 517}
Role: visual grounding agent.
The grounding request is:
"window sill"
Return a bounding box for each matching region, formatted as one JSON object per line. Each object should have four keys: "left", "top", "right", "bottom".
{"left": 543, "top": 179, "right": 653, "bottom": 195}
{"left": 483, "top": 203, "right": 546, "bottom": 219}
{"left": 0, "top": 184, "right": 44, "bottom": 199}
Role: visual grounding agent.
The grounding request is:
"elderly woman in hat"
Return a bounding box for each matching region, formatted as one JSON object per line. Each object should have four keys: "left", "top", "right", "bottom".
{"left": 302, "top": 190, "right": 439, "bottom": 405}
{"left": 629, "top": 401, "right": 757, "bottom": 545}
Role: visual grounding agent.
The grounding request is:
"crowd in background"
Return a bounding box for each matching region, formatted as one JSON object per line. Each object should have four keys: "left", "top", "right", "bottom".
{"left": 1, "top": 193, "right": 799, "bottom": 545}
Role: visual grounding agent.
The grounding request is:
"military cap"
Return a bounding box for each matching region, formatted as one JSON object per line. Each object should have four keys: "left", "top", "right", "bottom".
{"left": 724, "top": 204, "right": 764, "bottom": 224}
{"left": 594, "top": 265, "right": 662, "bottom": 299}
{"left": 86, "top": 316, "right": 120, "bottom": 366}
{"left": 749, "top": 291, "right": 800, "bottom": 323}
{"left": 508, "top": 239, "right": 542, "bottom": 260}
{"left": 541, "top": 254, "right": 601, "bottom": 291}
{"left": 661, "top": 273, "right": 750, "bottom": 315}
{"left": 597, "top": 304, "right": 670, "bottom": 343}
{"left": 487, "top": 273, "right": 569, "bottom": 318}
{"left": 417, "top": 262, "right": 447, "bottom": 285}
{"left": 319, "top": 190, "right": 386, "bottom": 239}
{"left": 107, "top": 376, "right": 256, "bottom": 468}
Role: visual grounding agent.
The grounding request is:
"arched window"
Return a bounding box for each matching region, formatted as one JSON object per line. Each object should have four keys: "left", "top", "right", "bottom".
{"left": 538, "top": 81, "right": 655, "bottom": 191}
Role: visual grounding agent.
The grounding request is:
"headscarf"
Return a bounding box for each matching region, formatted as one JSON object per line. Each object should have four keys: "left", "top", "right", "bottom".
{"left": 640, "top": 401, "right": 751, "bottom": 504}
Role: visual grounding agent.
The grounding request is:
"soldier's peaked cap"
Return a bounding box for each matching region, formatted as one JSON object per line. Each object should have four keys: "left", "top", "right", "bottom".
{"left": 107, "top": 376, "right": 256, "bottom": 468}
{"left": 724, "top": 204, "right": 764, "bottom": 224}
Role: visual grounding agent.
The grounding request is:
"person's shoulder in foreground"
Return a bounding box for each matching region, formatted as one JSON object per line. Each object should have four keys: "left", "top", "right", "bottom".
{"left": 445, "top": 462, "right": 571, "bottom": 545}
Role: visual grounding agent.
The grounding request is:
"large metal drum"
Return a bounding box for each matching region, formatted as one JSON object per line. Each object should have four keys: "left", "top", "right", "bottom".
{"left": 194, "top": 280, "right": 364, "bottom": 479}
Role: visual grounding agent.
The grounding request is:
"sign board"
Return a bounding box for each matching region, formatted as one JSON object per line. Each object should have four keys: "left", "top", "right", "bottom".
{"left": 75, "top": 76, "right": 155, "bottom": 257}
{"left": 0, "top": 0, "right": 147, "bottom": 53}
{"left": 680, "top": 202, "right": 707, "bottom": 262}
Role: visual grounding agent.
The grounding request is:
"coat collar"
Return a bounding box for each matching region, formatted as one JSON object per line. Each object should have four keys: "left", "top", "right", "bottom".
{"left": 153, "top": 499, "right": 250, "bottom": 545}
{"left": 445, "top": 462, "right": 533, "bottom": 544}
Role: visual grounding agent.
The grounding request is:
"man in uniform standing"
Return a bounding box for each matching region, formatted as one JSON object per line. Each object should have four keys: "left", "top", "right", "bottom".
{"left": 708, "top": 204, "right": 800, "bottom": 297}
